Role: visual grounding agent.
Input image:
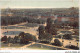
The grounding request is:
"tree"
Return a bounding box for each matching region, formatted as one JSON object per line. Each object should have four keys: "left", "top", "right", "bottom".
{"left": 38, "top": 28, "right": 53, "bottom": 42}
{"left": 9, "top": 38, "right": 14, "bottom": 43}
{"left": 49, "top": 24, "right": 57, "bottom": 35}
{"left": 19, "top": 32, "right": 37, "bottom": 44}
{"left": 52, "top": 39, "right": 63, "bottom": 46}
{"left": 45, "top": 18, "right": 57, "bottom": 35}
{"left": 44, "top": 33, "right": 53, "bottom": 42}
{"left": 32, "top": 35, "right": 37, "bottom": 41}
{"left": 38, "top": 25, "right": 53, "bottom": 43}
{"left": 46, "top": 18, "right": 53, "bottom": 33}
{"left": 72, "top": 22, "right": 79, "bottom": 29}
{"left": 63, "top": 34, "right": 72, "bottom": 39}
{"left": 24, "top": 33, "right": 36, "bottom": 41}
{"left": 19, "top": 32, "right": 26, "bottom": 44}
{"left": 39, "top": 33, "right": 53, "bottom": 44}
{"left": 38, "top": 25, "right": 45, "bottom": 40}
{"left": 7, "top": 36, "right": 12, "bottom": 43}
{"left": 19, "top": 32, "right": 25, "bottom": 38}
{"left": 13, "top": 36, "right": 19, "bottom": 43}
{"left": 1, "top": 36, "right": 7, "bottom": 43}
{"left": 65, "top": 45, "right": 79, "bottom": 50}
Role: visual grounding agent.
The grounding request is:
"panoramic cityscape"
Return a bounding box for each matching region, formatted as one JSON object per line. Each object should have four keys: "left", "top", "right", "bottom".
{"left": 0, "top": 7, "right": 79, "bottom": 50}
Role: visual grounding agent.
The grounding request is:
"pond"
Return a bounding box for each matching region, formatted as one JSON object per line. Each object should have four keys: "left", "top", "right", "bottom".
{"left": 3, "top": 31, "right": 23, "bottom": 35}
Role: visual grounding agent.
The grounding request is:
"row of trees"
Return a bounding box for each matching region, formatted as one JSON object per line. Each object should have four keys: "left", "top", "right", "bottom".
{"left": 56, "top": 34, "right": 72, "bottom": 40}
{"left": 1, "top": 16, "right": 46, "bottom": 26}
{"left": 1, "top": 36, "right": 19, "bottom": 43}
{"left": 1, "top": 32, "right": 37, "bottom": 44}
{"left": 61, "top": 21, "right": 79, "bottom": 29}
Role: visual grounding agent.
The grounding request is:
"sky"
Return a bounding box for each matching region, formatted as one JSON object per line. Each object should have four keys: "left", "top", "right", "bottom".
{"left": 0, "top": 0, "right": 79, "bottom": 8}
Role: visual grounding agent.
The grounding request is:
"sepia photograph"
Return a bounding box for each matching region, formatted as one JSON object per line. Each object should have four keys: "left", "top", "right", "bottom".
{"left": 0, "top": 0, "right": 79, "bottom": 51}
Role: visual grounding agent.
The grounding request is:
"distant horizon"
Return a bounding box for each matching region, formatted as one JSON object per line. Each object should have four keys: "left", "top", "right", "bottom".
{"left": 1, "top": 7, "right": 79, "bottom": 9}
